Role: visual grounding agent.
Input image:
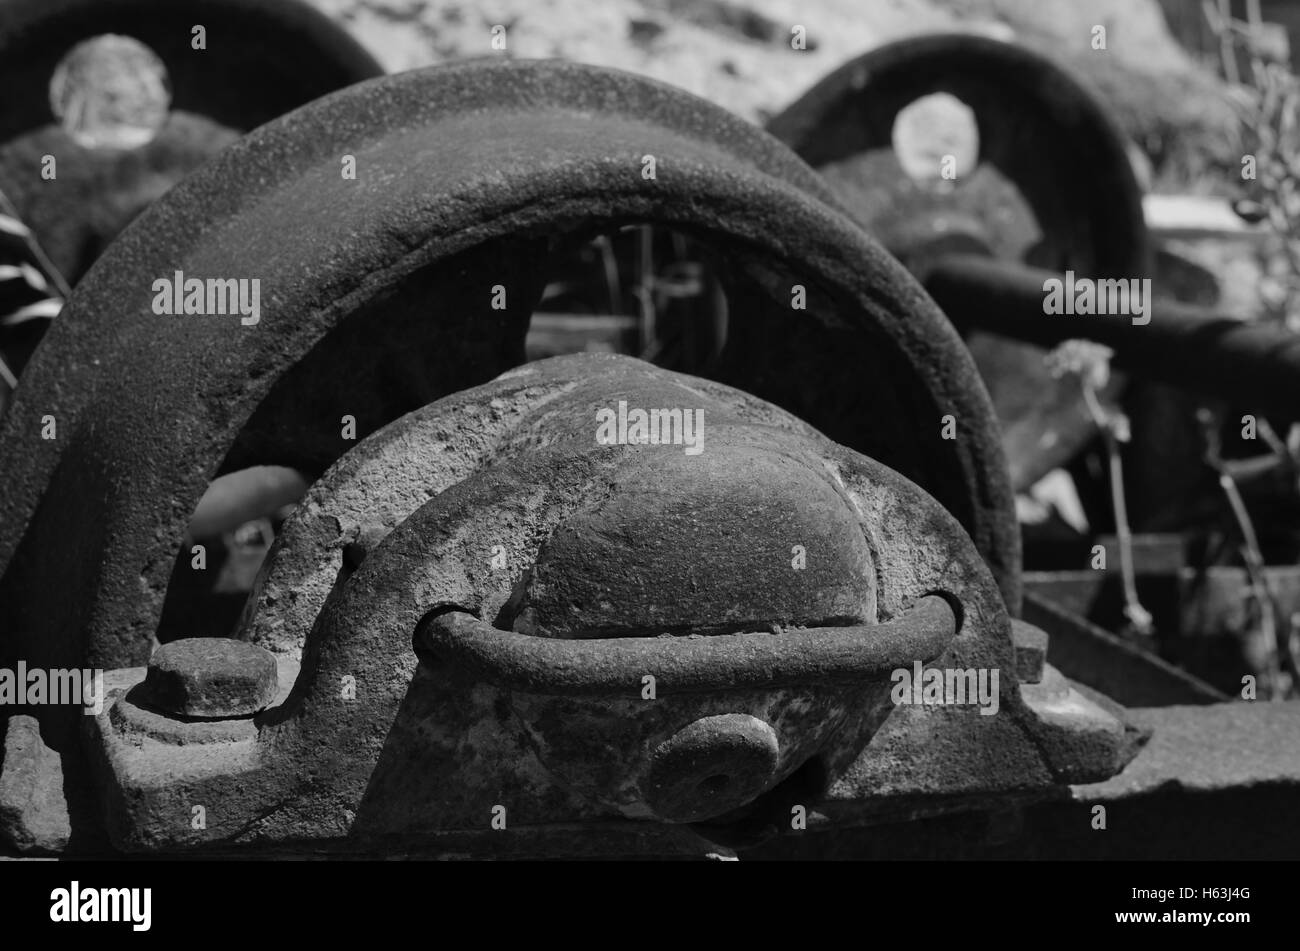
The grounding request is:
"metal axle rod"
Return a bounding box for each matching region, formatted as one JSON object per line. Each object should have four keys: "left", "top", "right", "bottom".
{"left": 925, "top": 254, "right": 1300, "bottom": 423}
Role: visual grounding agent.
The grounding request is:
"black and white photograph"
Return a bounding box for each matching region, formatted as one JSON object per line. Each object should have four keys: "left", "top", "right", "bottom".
{"left": 0, "top": 0, "right": 1291, "bottom": 930}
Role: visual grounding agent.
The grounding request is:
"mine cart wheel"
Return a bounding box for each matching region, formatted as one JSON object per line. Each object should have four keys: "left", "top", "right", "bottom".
{"left": 0, "top": 57, "right": 1020, "bottom": 680}
{"left": 768, "top": 33, "right": 1153, "bottom": 509}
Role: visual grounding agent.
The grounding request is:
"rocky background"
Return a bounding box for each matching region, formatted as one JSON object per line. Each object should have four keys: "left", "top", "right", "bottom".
{"left": 307, "top": 0, "right": 1244, "bottom": 195}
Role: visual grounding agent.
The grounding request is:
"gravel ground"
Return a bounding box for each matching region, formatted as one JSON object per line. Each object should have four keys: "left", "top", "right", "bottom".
{"left": 307, "top": 0, "right": 1239, "bottom": 187}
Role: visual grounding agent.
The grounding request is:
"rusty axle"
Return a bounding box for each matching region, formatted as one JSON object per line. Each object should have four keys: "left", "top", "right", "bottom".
{"left": 925, "top": 254, "right": 1300, "bottom": 423}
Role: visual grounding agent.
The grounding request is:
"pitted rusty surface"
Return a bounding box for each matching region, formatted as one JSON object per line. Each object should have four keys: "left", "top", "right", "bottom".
{"left": 237, "top": 378, "right": 581, "bottom": 659}
{"left": 240, "top": 357, "right": 827, "bottom": 659}
{"left": 1011, "top": 619, "right": 1047, "bottom": 685}
{"left": 0, "top": 715, "right": 71, "bottom": 853}
{"left": 84, "top": 353, "right": 1027, "bottom": 852}
{"left": 643, "top": 714, "right": 780, "bottom": 824}
{"left": 516, "top": 445, "right": 877, "bottom": 638}
{"left": 0, "top": 58, "right": 1017, "bottom": 683}
{"left": 140, "top": 637, "right": 278, "bottom": 718}
{"left": 1074, "top": 703, "right": 1300, "bottom": 799}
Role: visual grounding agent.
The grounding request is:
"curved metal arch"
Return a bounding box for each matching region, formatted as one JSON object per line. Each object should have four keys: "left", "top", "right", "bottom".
{"left": 0, "top": 58, "right": 1018, "bottom": 677}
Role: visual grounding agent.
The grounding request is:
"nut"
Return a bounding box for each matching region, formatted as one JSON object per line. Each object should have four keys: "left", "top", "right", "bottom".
{"left": 141, "top": 638, "right": 278, "bottom": 718}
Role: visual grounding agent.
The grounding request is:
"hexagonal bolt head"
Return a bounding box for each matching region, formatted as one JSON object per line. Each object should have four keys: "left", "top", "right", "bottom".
{"left": 141, "top": 638, "right": 278, "bottom": 718}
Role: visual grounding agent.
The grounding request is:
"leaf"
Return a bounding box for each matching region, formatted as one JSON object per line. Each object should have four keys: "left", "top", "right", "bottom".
{"left": 20, "top": 261, "right": 46, "bottom": 291}
{"left": 1, "top": 298, "right": 62, "bottom": 325}
{"left": 0, "top": 214, "right": 31, "bottom": 237}
{"left": 0, "top": 262, "right": 49, "bottom": 291}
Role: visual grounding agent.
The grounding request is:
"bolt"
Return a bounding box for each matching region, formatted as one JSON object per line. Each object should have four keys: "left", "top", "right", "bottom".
{"left": 641, "top": 714, "right": 780, "bottom": 823}
{"left": 141, "top": 638, "right": 278, "bottom": 718}
{"left": 1011, "top": 620, "right": 1048, "bottom": 685}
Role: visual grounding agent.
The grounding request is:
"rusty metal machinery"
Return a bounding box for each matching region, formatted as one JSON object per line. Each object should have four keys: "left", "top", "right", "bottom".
{"left": 84, "top": 354, "right": 1136, "bottom": 855}
{"left": 766, "top": 33, "right": 1151, "bottom": 282}
{"left": 768, "top": 32, "right": 1300, "bottom": 443}
{"left": 767, "top": 32, "right": 1300, "bottom": 645}
{"left": 924, "top": 254, "right": 1300, "bottom": 424}
{"left": 0, "top": 58, "right": 1148, "bottom": 857}
{"left": 0, "top": 56, "right": 1024, "bottom": 675}
{"left": 760, "top": 36, "right": 1300, "bottom": 848}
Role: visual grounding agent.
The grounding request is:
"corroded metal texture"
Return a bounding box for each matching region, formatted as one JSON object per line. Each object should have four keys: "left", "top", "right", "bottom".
{"left": 423, "top": 599, "right": 955, "bottom": 695}
{"left": 757, "top": 702, "right": 1300, "bottom": 860}
{"left": 140, "top": 637, "right": 278, "bottom": 718}
{"left": 90, "top": 356, "right": 958, "bottom": 850}
{"left": 80, "top": 354, "right": 1131, "bottom": 854}
{"left": 0, "top": 715, "right": 71, "bottom": 853}
{"left": 0, "top": 58, "right": 1020, "bottom": 694}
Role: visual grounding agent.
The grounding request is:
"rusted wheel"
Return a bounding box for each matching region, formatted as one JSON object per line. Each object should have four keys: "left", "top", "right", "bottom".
{"left": 0, "top": 60, "right": 1160, "bottom": 858}
{"left": 0, "top": 58, "right": 1019, "bottom": 680}
{"left": 767, "top": 33, "right": 1148, "bottom": 277}
{"left": 768, "top": 33, "right": 1151, "bottom": 497}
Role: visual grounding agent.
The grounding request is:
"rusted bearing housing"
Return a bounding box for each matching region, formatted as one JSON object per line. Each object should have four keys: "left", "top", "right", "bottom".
{"left": 86, "top": 352, "right": 1013, "bottom": 849}
{"left": 0, "top": 57, "right": 1021, "bottom": 692}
